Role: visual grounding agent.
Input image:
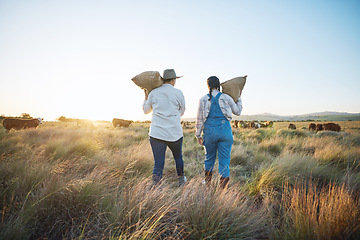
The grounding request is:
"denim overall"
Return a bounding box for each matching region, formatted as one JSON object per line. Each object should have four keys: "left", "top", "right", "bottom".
{"left": 203, "top": 92, "right": 234, "bottom": 178}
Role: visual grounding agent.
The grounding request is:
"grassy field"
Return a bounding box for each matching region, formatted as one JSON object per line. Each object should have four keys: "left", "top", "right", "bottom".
{"left": 0, "top": 120, "right": 359, "bottom": 239}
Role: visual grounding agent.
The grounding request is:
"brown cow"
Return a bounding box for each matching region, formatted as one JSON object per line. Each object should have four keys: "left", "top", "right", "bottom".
{"left": 309, "top": 123, "right": 316, "bottom": 131}
{"left": 316, "top": 124, "right": 324, "bottom": 131}
{"left": 250, "top": 121, "right": 261, "bottom": 129}
{"left": 2, "top": 117, "right": 43, "bottom": 131}
{"left": 181, "top": 121, "right": 193, "bottom": 129}
{"left": 288, "top": 123, "right": 296, "bottom": 130}
{"left": 112, "top": 118, "right": 132, "bottom": 127}
{"left": 259, "top": 122, "right": 267, "bottom": 128}
{"left": 264, "top": 121, "right": 273, "bottom": 127}
{"left": 239, "top": 120, "right": 249, "bottom": 128}
{"left": 232, "top": 120, "right": 239, "bottom": 128}
{"left": 324, "top": 123, "right": 341, "bottom": 132}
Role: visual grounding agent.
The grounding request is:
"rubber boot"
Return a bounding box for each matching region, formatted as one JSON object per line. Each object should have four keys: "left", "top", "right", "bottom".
{"left": 205, "top": 170, "right": 212, "bottom": 186}
{"left": 219, "top": 176, "right": 230, "bottom": 189}
{"left": 178, "top": 175, "right": 187, "bottom": 187}
{"left": 151, "top": 174, "right": 162, "bottom": 188}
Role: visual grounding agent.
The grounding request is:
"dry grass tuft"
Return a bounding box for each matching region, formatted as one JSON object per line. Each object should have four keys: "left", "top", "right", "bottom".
{"left": 179, "top": 178, "right": 268, "bottom": 239}
{"left": 277, "top": 181, "right": 360, "bottom": 239}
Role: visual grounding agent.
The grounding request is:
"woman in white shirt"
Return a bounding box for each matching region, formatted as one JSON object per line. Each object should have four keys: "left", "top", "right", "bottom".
{"left": 143, "top": 69, "right": 187, "bottom": 187}
{"left": 195, "top": 76, "right": 242, "bottom": 188}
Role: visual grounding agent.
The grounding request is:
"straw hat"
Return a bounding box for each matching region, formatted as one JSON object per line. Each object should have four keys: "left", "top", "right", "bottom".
{"left": 162, "top": 69, "right": 183, "bottom": 80}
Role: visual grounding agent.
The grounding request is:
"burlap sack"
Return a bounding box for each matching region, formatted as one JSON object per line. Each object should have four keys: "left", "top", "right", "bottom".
{"left": 131, "top": 71, "right": 164, "bottom": 92}
{"left": 221, "top": 75, "right": 247, "bottom": 102}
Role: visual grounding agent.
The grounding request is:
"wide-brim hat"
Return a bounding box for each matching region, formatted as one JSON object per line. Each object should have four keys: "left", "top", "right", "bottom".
{"left": 162, "top": 69, "right": 183, "bottom": 80}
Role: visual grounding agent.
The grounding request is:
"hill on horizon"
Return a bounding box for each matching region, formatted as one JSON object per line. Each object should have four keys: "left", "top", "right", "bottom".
{"left": 182, "top": 111, "right": 360, "bottom": 122}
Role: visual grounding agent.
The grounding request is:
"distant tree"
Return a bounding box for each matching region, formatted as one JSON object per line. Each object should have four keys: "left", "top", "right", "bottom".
{"left": 21, "top": 113, "right": 32, "bottom": 119}
{"left": 57, "top": 116, "right": 67, "bottom": 122}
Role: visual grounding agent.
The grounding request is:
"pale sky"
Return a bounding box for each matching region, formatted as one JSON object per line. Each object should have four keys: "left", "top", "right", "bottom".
{"left": 1, "top": 0, "right": 359, "bottom": 121}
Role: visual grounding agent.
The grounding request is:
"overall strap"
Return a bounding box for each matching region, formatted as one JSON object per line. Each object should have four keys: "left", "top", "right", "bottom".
{"left": 210, "top": 92, "right": 222, "bottom": 103}
{"left": 207, "top": 92, "right": 222, "bottom": 100}
{"left": 205, "top": 91, "right": 227, "bottom": 123}
{"left": 214, "top": 92, "right": 222, "bottom": 100}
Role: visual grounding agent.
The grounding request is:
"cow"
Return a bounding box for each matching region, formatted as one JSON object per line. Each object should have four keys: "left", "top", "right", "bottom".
{"left": 309, "top": 123, "right": 316, "bottom": 131}
{"left": 316, "top": 123, "right": 324, "bottom": 131}
{"left": 264, "top": 121, "right": 273, "bottom": 128}
{"left": 288, "top": 123, "right": 296, "bottom": 130}
{"left": 232, "top": 120, "right": 239, "bottom": 128}
{"left": 2, "top": 117, "right": 43, "bottom": 131}
{"left": 112, "top": 118, "right": 132, "bottom": 127}
{"left": 181, "top": 121, "right": 193, "bottom": 129}
{"left": 250, "top": 121, "right": 261, "bottom": 129}
{"left": 239, "top": 120, "right": 249, "bottom": 128}
{"left": 324, "top": 123, "right": 341, "bottom": 132}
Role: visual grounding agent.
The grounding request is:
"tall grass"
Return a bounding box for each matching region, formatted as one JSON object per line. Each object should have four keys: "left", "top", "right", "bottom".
{"left": 178, "top": 178, "right": 267, "bottom": 239}
{"left": 0, "top": 121, "right": 359, "bottom": 239}
{"left": 276, "top": 181, "right": 360, "bottom": 239}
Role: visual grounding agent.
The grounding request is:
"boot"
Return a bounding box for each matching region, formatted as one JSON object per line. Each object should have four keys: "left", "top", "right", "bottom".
{"left": 205, "top": 170, "right": 212, "bottom": 186}
{"left": 178, "top": 175, "right": 187, "bottom": 187}
{"left": 151, "top": 174, "right": 162, "bottom": 188}
{"left": 219, "top": 176, "right": 230, "bottom": 189}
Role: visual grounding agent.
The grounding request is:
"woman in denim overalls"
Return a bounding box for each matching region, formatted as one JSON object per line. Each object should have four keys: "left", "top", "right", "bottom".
{"left": 195, "top": 76, "right": 243, "bottom": 188}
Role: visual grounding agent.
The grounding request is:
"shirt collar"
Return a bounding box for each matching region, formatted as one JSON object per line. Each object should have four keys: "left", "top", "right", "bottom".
{"left": 211, "top": 89, "right": 220, "bottom": 96}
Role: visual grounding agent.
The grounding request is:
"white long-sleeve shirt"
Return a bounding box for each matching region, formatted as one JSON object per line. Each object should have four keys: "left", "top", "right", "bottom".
{"left": 143, "top": 83, "right": 186, "bottom": 141}
{"left": 195, "top": 89, "right": 242, "bottom": 138}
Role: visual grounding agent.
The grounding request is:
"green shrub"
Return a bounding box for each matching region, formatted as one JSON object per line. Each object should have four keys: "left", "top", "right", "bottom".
{"left": 276, "top": 129, "right": 308, "bottom": 138}
{"left": 259, "top": 139, "right": 284, "bottom": 156}
{"left": 246, "top": 128, "right": 276, "bottom": 142}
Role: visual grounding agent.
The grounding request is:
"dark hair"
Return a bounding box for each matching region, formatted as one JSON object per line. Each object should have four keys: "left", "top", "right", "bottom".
{"left": 207, "top": 76, "right": 220, "bottom": 101}
{"left": 163, "top": 78, "right": 175, "bottom": 84}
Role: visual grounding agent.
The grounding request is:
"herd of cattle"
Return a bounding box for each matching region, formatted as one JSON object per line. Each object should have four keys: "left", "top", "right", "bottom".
{"left": 1, "top": 117, "right": 342, "bottom": 133}
{"left": 232, "top": 120, "right": 273, "bottom": 129}
{"left": 231, "top": 120, "right": 341, "bottom": 132}
{"left": 309, "top": 122, "right": 341, "bottom": 132}
{"left": 288, "top": 122, "right": 341, "bottom": 132}
{"left": 0, "top": 117, "right": 133, "bottom": 131}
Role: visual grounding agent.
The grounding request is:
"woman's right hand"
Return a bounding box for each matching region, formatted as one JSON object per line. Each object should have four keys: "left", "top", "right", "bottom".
{"left": 197, "top": 137, "right": 204, "bottom": 145}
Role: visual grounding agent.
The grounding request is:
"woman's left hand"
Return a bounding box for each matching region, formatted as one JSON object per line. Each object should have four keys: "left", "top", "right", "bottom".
{"left": 197, "top": 137, "right": 204, "bottom": 145}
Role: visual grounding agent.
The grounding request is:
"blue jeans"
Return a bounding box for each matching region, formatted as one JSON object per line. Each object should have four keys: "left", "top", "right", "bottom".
{"left": 203, "top": 123, "right": 233, "bottom": 178}
{"left": 149, "top": 137, "right": 184, "bottom": 183}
